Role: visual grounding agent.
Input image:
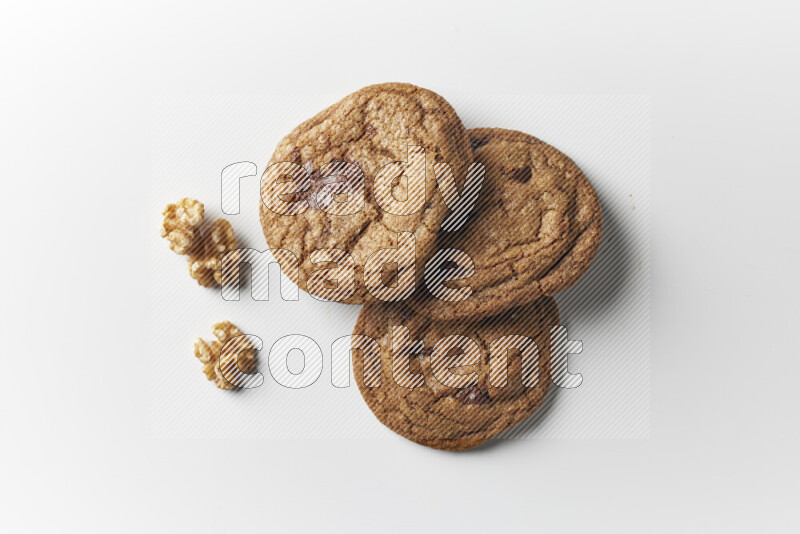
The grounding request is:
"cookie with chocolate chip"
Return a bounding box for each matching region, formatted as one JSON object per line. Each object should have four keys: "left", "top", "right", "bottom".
{"left": 259, "top": 83, "right": 472, "bottom": 304}
{"left": 409, "top": 128, "right": 602, "bottom": 320}
{"left": 352, "top": 297, "right": 559, "bottom": 450}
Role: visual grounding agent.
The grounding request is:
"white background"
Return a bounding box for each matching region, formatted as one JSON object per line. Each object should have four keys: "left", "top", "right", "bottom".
{"left": 2, "top": 1, "right": 799, "bottom": 532}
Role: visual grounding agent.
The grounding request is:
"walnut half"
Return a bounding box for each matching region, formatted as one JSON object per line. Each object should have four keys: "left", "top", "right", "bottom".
{"left": 160, "top": 198, "right": 239, "bottom": 287}
{"left": 187, "top": 219, "right": 238, "bottom": 287}
{"left": 193, "top": 321, "right": 257, "bottom": 390}
{"left": 160, "top": 198, "right": 205, "bottom": 254}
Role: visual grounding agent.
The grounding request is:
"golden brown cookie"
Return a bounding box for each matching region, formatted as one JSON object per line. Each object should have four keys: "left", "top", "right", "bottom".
{"left": 259, "top": 83, "right": 472, "bottom": 304}
{"left": 352, "top": 297, "right": 559, "bottom": 450}
{"left": 409, "top": 128, "right": 602, "bottom": 320}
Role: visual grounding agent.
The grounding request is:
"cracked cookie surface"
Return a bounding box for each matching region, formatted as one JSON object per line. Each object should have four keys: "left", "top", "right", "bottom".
{"left": 352, "top": 297, "right": 559, "bottom": 450}
{"left": 410, "top": 128, "right": 602, "bottom": 320}
{"left": 259, "top": 83, "right": 472, "bottom": 304}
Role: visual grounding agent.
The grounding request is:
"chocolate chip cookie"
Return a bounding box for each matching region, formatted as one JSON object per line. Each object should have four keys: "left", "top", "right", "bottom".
{"left": 352, "top": 297, "right": 559, "bottom": 450}
{"left": 259, "top": 83, "right": 472, "bottom": 304}
{"left": 410, "top": 128, "right": 602, "bottom": 320}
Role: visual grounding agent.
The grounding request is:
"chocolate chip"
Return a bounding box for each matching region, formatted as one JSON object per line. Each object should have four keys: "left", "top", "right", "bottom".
{"left": 508, "top": 166, "right": 531, "bottom": 183}
{"left": 470, "top": 138, "right": 489, "bottom": 152}
{"left": 411, "top": 347, "right": 434, "bottom": 358}
{"left": 453, "top": 385, "right": 491, "bottom": 405}
{"left": 309, "top": 161, "right": 366, "bottom": 211}
{"left": 399, "top": 306, "right": 415, "bottom": 320}
{"left": 399, "top": 340, "right": 431, "bottom": 360}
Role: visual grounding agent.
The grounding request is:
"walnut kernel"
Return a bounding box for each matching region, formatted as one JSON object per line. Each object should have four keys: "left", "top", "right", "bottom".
{"left": 187, "top": 219, "right": 238, "bottom": 287}
{"left": 193, "top": 321, "right": 256, "bottom": 390}
{"left": 160, "top": 198, "right": 205, "bottom": 254}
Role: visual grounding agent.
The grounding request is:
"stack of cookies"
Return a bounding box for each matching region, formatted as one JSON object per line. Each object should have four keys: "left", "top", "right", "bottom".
{"left": 260, "top": 83, "right": 602, "bottom": 450}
